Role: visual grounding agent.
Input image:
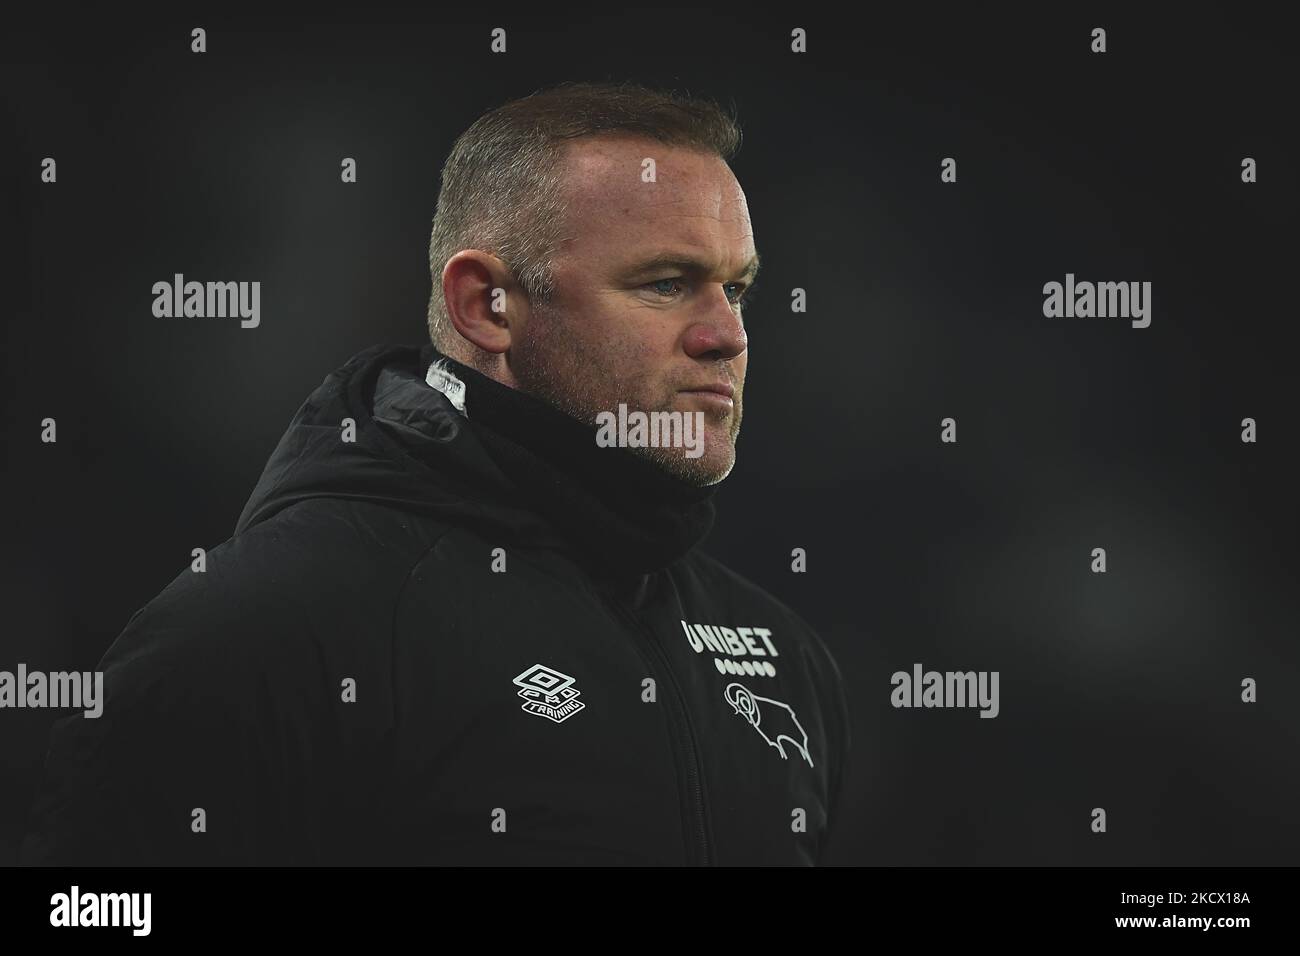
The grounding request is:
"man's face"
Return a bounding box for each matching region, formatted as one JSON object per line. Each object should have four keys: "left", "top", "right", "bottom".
{"left": 508, "top": 134, "right": 756, "bottom": 485}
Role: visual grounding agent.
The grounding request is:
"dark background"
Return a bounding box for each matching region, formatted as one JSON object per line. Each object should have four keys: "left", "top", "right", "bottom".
{"left": 3, "top": 6, "right": 1296, "bottom": 866}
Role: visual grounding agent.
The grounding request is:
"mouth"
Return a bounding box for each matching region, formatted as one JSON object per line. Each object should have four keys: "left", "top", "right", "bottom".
{"left": 679, "top": 382, "right": 735, "bottom": 399}
{"left": 678, "top": 382, "right": 735, "bottom": 413}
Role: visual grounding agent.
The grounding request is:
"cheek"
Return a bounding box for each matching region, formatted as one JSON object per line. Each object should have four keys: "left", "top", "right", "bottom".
{"left": 589, "top": 315, "right": 668, "bottom": 374}
{"left": 569, "top": 292, "right": 651, "bottom": 355}
{"left": 598, "top": 340, "right": 675, "bottom": 409}
{"left": 553, "top": 292, "right": 684, "bottom": 401}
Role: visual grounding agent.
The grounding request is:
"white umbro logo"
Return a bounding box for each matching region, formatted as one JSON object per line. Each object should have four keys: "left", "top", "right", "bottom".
{"left": 513, "top": 664, "right": 585, "bottom": 723}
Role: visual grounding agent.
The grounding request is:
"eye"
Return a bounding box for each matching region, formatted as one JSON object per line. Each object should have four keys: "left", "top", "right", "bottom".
{"left": 645, "top": 278, "right": 755, "bottom": 305}
{"left": 724, "top": 282, "right": 751, "bottom": 305}
{"left": 647, "top": 278, "right": 684, "bottom": 298}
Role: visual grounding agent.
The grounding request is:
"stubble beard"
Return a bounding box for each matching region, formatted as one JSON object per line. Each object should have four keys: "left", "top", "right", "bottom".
{"left": 509, "top": 312, "right": 742, "bottom": 487}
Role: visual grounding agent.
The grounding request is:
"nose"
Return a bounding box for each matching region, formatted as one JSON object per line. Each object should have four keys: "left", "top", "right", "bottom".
{"left": 682, "top": 289, "right": 747, "bottom": 361}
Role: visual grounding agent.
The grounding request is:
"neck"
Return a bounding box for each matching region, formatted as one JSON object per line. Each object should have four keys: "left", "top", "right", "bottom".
{"left": 423, "top": 345, "right": 718, "bottom": 579}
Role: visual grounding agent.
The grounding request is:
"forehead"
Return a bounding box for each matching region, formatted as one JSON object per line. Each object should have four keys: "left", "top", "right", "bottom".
{"left": 553, "top": 135, "right": 753, "bottom": 259}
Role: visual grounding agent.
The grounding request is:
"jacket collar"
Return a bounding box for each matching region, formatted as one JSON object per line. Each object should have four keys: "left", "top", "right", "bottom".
{"left": 418, "top": 344, "right": 718, "bottom": 585}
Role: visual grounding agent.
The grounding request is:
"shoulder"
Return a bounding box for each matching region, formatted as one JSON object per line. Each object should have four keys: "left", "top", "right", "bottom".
{"left": 102, "top": 498, "right": 459, "bottom": 700}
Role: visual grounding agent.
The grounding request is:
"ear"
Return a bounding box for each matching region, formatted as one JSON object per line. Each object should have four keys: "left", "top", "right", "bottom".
{"left": 441, "top": 250, "right": 525, "bottom": 354}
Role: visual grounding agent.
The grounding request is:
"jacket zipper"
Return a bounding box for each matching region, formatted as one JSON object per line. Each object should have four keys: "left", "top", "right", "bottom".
{"left": 603, "top": 595, "right": 714, "bottom": 866}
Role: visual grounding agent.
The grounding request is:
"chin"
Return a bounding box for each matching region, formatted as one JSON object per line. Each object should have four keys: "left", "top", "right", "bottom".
{"left": 636, "top": 444, "right": 736, "bottom": 486}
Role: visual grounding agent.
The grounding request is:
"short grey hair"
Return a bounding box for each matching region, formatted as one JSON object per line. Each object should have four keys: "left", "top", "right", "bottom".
{"left": 425, "top": 80, "right": 742, "bottom": 357}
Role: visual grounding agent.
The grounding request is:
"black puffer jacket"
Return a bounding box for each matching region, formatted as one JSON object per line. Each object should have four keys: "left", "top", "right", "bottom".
{"left": 21, "top": 343, "right": 850, "bottom": 866}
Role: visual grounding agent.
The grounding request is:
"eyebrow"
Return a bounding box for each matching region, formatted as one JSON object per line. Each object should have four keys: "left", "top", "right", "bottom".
{"left": 623, "top": 251, "right": 761, "bottom": 282}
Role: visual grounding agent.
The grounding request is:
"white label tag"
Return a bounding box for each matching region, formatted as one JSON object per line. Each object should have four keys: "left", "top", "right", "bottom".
{"left": 425, "top": 360, "right": 468, "bottom": 417}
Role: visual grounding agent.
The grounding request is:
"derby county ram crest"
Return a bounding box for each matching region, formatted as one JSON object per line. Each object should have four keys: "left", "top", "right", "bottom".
{"left": 724, "top": 682, "right": 813, "bottom": 767}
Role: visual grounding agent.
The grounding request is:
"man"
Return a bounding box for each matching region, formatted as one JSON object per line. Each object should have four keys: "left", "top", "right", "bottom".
{"left": 21, "top": 81, "right": 850, "bottom": 866}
